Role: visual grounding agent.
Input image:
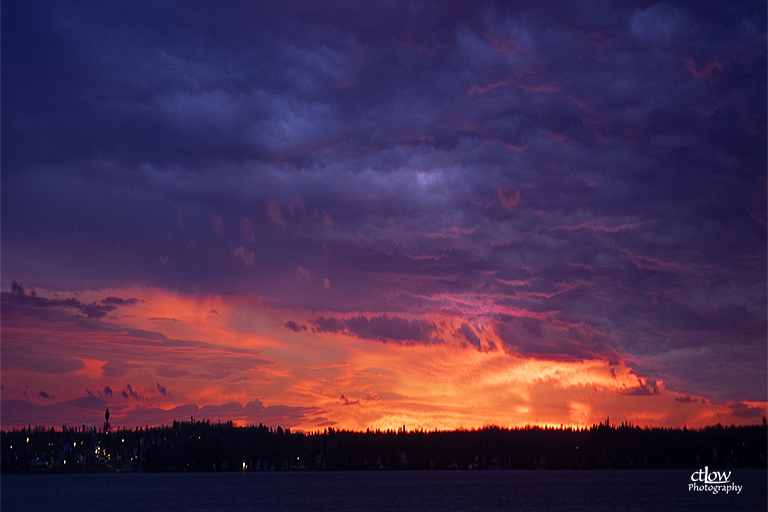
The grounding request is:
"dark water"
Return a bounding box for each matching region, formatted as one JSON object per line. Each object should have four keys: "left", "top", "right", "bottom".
{"left": 2, "top": 470, "right": 766, "bottom": 511}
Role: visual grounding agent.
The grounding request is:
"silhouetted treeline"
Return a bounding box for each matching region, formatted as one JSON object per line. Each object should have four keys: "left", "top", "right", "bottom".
{"left": 2, "top": 419, "right": 766, "bottom": 473}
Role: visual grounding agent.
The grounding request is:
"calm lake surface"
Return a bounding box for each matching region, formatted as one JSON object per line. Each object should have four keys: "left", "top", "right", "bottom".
{"left": 3, "top": 470, "right": 766, "bottom": 511}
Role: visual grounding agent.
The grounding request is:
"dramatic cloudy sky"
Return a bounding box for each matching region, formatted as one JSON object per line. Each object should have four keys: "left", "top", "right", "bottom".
{"left": 2, "top": 0, "right": 765, "bottom": 431}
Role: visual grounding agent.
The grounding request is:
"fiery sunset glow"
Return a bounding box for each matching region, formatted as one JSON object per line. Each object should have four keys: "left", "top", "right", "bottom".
{"left": 2, "top": 0, "right": 766, "bottom": 432}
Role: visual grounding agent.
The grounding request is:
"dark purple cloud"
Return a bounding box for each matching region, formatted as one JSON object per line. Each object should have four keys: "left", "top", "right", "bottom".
{"left": 102, "top": 297, "right": 140, "bottom": 306}
{"left": 621, "top": 377, "right": 660, "bottom": 396}
{"left": 340, "top": 395, "right": 360, "bottom": 406}
{"left": 457, "top": 322, "right": 482, "bottom": 349}
{"left": 1, "top": 0, "right": 765, "bottom": 404}
{"left": 0, "top": 288, "right": 127, "bottom": 320}
{"left": 101, "top": 361, "right": 140, "bottom": 378}
{"left": 1, "top": 346, "right": 85, "bottom": 375}
{"left": 284, "top": 320, "right": 307, "bottom": 333}
{"left": 120, "top": 384, "right": 142, "bottom": 400}
{"left": 0, "top": 395, "right": 323, "bottom": 430}
{"left": 0, "top": 396, "right": 108, "bottom": 429}
{"left": 494, "top": 313, "right": 617, "bottom": 362}
{"left": 729, "top": 401, "right": 764, "bottom": 419}
{"left": 313, "top": 314, "right": 437, "bottom": 344}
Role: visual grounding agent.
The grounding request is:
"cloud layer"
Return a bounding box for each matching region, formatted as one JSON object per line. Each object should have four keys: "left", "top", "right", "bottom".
{"left": 1, "top": 0, "right": 765, "bottom": 429}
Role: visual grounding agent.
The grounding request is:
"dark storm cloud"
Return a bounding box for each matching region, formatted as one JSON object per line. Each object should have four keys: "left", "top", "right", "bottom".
{"left": 1, "top": 396, "right": 108, "bottom": 429}
{"left": 494, "top": 313, "right": 616, "bottom": 362}
{"left": 312, "top": 317, "right": 347, "bottom": 334}
{"left": 284, "top": 320, "right": 307, "bottom": 333}
{"left": 156, "top": 364, "right": 190, "bottom": 379}
{"left": 621, "top": 377, "right": 660, "bottom": 396}
{"left": 77, "top": 303, "right": 118, "bottom": 319}
{"left": 346, "top": 315, "right": 436, "bottom": 344}
{"left": 0, "top": 288, "right": 135, "bottom": 320}
{"left": 11, "top": 281, "right": 25, "bottom": 295}
{"left": 120, "top": 399, "right": 322, "bottom": 430}
{"left": 313, "top": 315, "right": 437, "bottom": 344}
{"left": 457, "top": 322, "right": 482, "bottom": 349}
{"left": 102, "top": 297, "right": 141, "bottom": 306}
{"left": 0, "top": 394, "right": 321, "bottom": 430}
{"left": 101, "top": 361, "right": 141, "bottom": 378}
{"left": 120, "top": 384, "right": 143, "bottom": 400}
{"left": 729, "top": 401, "right": 764, "bottom": 419}
{"left": 239, "top": 399, "right": 324, "bottom": 428}
{"left": 1, "top": 346, "right": 85, "bottom": 375}
{"left": 1, "top": 1, "right": 765, "bottom": 402}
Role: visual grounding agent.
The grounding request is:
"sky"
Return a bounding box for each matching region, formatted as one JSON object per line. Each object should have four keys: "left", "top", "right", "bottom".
{"left": 1, "top": 0, "right": 766, "bottom": 432}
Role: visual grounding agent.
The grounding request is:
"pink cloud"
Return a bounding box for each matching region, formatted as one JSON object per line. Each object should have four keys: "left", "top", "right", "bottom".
{"left": 682, "top": 57, "right": 726, "bottom": 81}
{"left": 484, "top": 34, "right": 518, "bottom": 57}
{"left": 267, "top": 199, "right": 286, "bottom": 227}
{"left": 467, "top": 77, "right": 515, "bottom": 97}
{"left": 554, "top": 219, "right": 643, "bottom": 233}
{"left": 498, "top": 186, "right": 520, "bottom": 211}
{"left": 289, "top": 194, "right": 308, "bottom": 220}
{"left": 467, "top": 70, "right": 559, "bottom": 98}
{"left": 618, "top": 247, "right": 710, "bottom": 278}
{"left": 547, "top": 130, "right": 577, "bottom": 147}
{"left": 241, "top": 217, "right": 255, "bottom": 243}
{"left": 234, "top": 246, "right": 256, "bottom": 267}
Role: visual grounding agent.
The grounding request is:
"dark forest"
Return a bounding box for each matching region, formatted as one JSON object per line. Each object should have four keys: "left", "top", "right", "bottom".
{"left": 2, "top": 419, "right": 766, "bottom": 474}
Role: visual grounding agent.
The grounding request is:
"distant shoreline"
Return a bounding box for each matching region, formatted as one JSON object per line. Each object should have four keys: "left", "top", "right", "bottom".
{"left": 3, "top": 421, "right": 765, "bottom": 474}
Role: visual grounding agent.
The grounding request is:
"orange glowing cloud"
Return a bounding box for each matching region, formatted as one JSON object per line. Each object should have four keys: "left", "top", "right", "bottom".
{"left": 1, "top": 288, "right": 764, "bottom": 432}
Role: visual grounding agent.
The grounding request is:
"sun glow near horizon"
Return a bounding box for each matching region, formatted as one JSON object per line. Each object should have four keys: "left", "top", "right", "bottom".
{"left": 1, "top": 287, "right": 762, "bottom": 433}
